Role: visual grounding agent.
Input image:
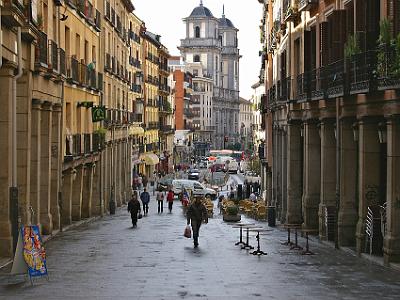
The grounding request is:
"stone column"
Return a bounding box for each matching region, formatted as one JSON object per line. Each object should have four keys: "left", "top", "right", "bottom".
{"left": 30, "top": 100, "right": 42, "bottom": 226}
{"left": 276, "top": 128, "right": 282, "bottom": 220}
{"left": 319, "top": 121, "right": 336, "bottom": 240}
{"left": 81, "top": 164, "right": 94, "bottom": 218}
{"left": 50, "top": 103, "right": 61, "bottom": 230}
{"left": 104, "top": 145, "right": 111, "bottom": 213}
{"left": 61, "top": 168, "right": 74, "bottom": 226}
{"left": 125, "top": 139, "right": 132, "bottom": 201}
{"left": 286, "top": 122, "right": 303, "bottom": 224}
{"left": 91, "top": 160, "right": 103, "bottom": 216}
{"left": 0, "top": 63, "right": 16, "bottom": 257}
{"left": 40, "top": 102, "right": 53, "bottom": 235}
{"left": 71, "top": 165, "right": 84, "bottom": 221}
{"left": 272, "top": 126, "right": 278, "bottom": 207}
{"left": 302, "top": 121, "right": 321, "bottom": 231}
{"left": 115, "top": 142, "right": 121, "bottom": 207}
{"left": 356, "top": 119, "right": 382, "bottom": 253}
{"left": 338, "top": 119, "right": 358, "bottom": 247}
{"left": 16, "top": 72, "right": 32, "bottom": 226}
{"left": 281, "top": 127, "right": 288, "bottom": 223}
{"left": 384, "top": 117, "right": 400, "bottom": 264}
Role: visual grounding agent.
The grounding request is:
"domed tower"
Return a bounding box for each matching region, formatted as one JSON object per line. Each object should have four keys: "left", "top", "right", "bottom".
{"left": 179, "top": 0, "right": 221, "bottom": 85}
{"left": 179, "top": 1, "right": 240, "bottom": 149}
{"left": 218, "top": 5, "right": 240, "bottom": 92}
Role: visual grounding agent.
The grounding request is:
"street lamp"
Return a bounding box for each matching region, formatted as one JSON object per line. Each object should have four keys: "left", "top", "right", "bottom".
{"left": 378, "top": 122, "right": 387, "bottom": 144}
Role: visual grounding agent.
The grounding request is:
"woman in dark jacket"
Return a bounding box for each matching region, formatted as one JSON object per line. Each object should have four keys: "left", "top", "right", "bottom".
{"left": 127, "top": 194, "right": 141, "bottom": 227}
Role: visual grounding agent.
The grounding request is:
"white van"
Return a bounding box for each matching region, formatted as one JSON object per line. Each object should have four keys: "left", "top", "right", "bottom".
{"left": 225, "top": 160, "right": 239, "bottom": 174}
{"left": 172, "top": 179, "right": 217, "bottom": 199}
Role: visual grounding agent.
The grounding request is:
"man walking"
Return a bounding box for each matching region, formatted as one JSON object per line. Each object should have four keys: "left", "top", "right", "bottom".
{"left": 140, "top": 188, "right": 150, "bottom": 216}
{"left": 166, "top": 187, "right": 174, "bottom": 213}
{"left": 186, "top": 196, "right": 208, "bottom": 248}
{"left": 156, "top": 189, "right": 164, "bottom": 214}
{"left": 127, "top": 194, "right": 141, "bottom": 227}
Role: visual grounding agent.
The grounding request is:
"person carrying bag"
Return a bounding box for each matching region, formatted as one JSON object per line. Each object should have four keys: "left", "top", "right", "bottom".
{"left": 186, "top": 196, "right": 208, "bottom": 248}
{"left": 127, "top": 194, "right": 141, "bottom": 228}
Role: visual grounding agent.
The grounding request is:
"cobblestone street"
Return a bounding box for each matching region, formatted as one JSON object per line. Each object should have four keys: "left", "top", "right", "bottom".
{"left": 0, "top": 197, "right": 399, "bottom": 300}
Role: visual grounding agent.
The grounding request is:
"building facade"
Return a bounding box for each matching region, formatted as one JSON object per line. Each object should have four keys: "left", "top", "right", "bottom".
{"left": 141, "top": 30, "right": 161, "bottom": 176}
{"left": 251, "top": 82, "right": 266, "bottom": 152}
{"left": 0, "top": 0, "right": 67, "bottom": 257}
{"left": 239, "top": 98, "right": 253, "bottom": 151}
{"left": 179, "top": 1, "right": 240, "bottom": 149}
{"left": 258, "top": 0, "right": 400, "bottom": 265}
{"left": 158, "top": 43, "right": 173, "bottom": 174}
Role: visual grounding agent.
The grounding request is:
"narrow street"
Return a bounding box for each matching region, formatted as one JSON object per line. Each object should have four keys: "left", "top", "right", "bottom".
{"left": 1, "top": 186, "right": 399, "bottom": 300}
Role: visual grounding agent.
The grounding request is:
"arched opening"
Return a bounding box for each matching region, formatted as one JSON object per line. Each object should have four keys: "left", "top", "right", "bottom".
{"left": 194, "top": 55, "right": 200, "bottom": 62}
{"left": 195, "top": 26, "right": 200, "bottom": 38}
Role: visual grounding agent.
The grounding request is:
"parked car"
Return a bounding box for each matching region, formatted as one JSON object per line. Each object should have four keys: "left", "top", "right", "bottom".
{"left": 188, "top": 169, "right": 200, "bottom": 180}
{"left": 157, "top": 177, "right": 173, "bottom": 191}
{"left": 172, "top": 179, "right": 217, "bottom": 199}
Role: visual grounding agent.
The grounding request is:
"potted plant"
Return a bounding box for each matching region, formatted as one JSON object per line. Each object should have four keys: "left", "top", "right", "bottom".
{"left": 223, "top": 204, "right": 241, "bottom": 222}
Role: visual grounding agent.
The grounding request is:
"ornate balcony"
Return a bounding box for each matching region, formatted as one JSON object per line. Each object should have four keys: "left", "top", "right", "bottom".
{"left": 283, "top": 0, "right": 299, "bottom": 22}
{"left": 298, "top": 0, "right": 318, "bottom": 12}
{"left": 348, "top": 51, "right": 377, "bottom": 95}
{"left": 309, "top": 68, "right": 326, "bottom": 100}
{"left": 376, "top": 45, "right": 400, "bottom": 91}
{"left": 1, "top": 0, "right": 25, "bottom": 27}
{"left": 326, "top": 60, "right": 345, "bottom": 98}
{"left": 296, "top": 72, "right": 310, "bottom": 102}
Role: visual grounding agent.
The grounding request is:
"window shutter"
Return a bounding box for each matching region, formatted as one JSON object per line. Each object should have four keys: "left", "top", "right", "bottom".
{"left": 304, "top": 30, "right": 311, "bottom": 72}
{"left": 355, "top": 0, "right": 366, "bottom": 51}
{"left": 320, "top": 22, "right": 329, "bottom": 66}
{"left": 366, "top": 0, "right": 380, "bottom": 49}
{"left": 311, "top": 26, "right": 317, "bottom": 70}
{"left": 345, "top": 1, "right": 355, "bottom": 37}
{"left": 392, "top": 0, "right": 400, "bottom": 36}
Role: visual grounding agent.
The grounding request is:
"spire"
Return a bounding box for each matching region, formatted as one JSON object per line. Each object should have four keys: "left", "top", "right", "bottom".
{"left": 222, "top": 4, "right": 225, "bottom": 18}
{"left": 200, "top": 0, "right": 203, "bottom": 6}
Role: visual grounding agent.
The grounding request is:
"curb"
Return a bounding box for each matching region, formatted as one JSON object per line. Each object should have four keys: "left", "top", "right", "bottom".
{"left": 0, "top": 209, "right": 121, "bottom": 272}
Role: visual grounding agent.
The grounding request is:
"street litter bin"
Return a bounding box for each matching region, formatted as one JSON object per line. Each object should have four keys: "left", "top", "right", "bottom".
{"left": 237, "top": 184, "right": 243, "bottom": 200}
{"left": 268, "top": 206, "right": 276, "bottom": 227}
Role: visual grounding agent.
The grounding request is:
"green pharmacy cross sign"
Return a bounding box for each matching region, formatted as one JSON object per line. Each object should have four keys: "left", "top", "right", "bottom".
{"left": 92, "top": 106, "right": 106, "bottom": 122}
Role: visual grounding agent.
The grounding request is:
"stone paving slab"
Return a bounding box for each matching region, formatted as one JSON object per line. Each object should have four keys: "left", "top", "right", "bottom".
{"left": 0, "top": 197, "right": 399, "bottom": 300}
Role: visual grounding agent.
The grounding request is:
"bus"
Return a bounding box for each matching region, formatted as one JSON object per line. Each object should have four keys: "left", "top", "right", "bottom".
{"left": 209, "top": 150, "right": 243, "bottom": 162}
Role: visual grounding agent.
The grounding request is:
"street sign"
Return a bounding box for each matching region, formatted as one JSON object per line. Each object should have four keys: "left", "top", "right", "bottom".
{"left": 92, "top": 106, "right": 106, "bottom": 122}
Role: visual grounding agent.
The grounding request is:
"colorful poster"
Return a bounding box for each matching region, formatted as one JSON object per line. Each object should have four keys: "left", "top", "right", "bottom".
{"left": 22, "top": 226, "right": 48, "bottom": 277}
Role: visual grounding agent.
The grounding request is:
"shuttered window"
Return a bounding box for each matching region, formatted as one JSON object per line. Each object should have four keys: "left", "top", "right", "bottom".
{"left": 389, "top": 0, "right": 400, "bottom": 37}
{"left": 355, "top": 0, "right": 366, "bottom": 51}
{"left": 304, "top": 30, "right": 312, "bottom": 72}
{"left": 366, "top": 0, "right": 380, "bottom": 49}
{"left": 320, "top": 22, "right": 329, "bottom": 66}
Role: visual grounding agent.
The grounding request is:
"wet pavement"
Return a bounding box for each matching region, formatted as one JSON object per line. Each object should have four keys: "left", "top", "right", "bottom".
{"left": 1, "top": 194, "right": 400, "bottom": 299}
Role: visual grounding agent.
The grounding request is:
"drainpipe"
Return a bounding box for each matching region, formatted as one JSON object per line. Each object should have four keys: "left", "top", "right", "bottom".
{"left": 11, "top": 27, "right": 23, "bottom": 253}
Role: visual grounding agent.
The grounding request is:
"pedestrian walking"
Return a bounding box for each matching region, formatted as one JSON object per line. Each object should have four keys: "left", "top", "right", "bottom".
{"left": 140, "top": 188, "right": 150, "bottom": 216}
{"left": 156, "top": 189, "right": 165, "bottom": 214}
{"left": 127, "top": 194, "right": 141, "bottom": 228}
{"left": 166, "top": 187, "right": 174, "bottom": 213}
{"left": 142, "top": 175, "right": 148, "bottom": 190}
{"left": 180, "top": 188, "right": 190, "bottom": 215}
{"left": 186, "top": 196, "right": 208, "bottom": 248}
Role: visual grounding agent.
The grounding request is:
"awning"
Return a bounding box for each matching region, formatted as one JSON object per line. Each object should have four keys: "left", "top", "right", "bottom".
{"left": 129, "top": 126, "right": 145, "bottom": 136}
{"left": 140, "top": 153, "right": 159, "bottom": 166}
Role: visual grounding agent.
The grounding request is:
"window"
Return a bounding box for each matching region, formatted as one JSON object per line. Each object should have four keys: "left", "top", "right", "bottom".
{"left": 195, "top": 26, "right": 200, "bottom": 38}
{"left": 194, "top": 55, "right": 200, "bottom": 62}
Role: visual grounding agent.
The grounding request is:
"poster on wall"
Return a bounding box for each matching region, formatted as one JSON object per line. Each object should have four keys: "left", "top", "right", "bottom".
{"left": 22, "top": 226, "right": 48, "bottom": 278}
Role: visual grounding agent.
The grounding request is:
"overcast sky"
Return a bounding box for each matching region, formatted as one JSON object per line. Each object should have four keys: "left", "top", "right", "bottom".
{"left": 133, "top": 0, "right": 262, "bottom": 100}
